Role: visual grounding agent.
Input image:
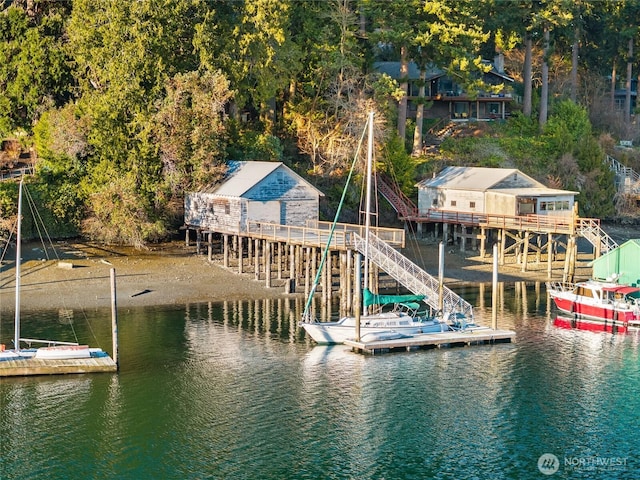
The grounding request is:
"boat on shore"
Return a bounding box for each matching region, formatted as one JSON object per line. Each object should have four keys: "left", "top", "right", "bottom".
{"left": 547, "top": 280, "right": 640, "bottom": 333}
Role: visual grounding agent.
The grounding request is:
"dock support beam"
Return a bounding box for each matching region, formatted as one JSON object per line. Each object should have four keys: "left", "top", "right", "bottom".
{"left": 265, "top": 241, "right": 271, "bottom": 288}
{"left": 238, "top": 236, "right": 244, "bottom": 274}
{"left": 223, "top": 234, "right": 229, "bottom": 267}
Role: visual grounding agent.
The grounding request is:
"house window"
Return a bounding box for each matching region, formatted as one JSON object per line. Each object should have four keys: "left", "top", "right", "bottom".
{"left": 540, "top": 200, "right": 570, "bottom": 212}
{"left": 450, "top": 200, "right": 457, "bottom": 207}
{"left": 432, "top": 198, "right": 438, "bottom": 207}
{"left": 225, "top": 204, "right": 230, "bottom": 215}
{"left": 454, "top": 102, "right": 468, "bottom": 118}
{"left": 441, "top": 79, "right": 454, "bottom": 93}
{"left": 489, "top": 103, "right": 500, "bottom": 114}
{"left": 469, "top": 201, "right": 476, "bottom": 208}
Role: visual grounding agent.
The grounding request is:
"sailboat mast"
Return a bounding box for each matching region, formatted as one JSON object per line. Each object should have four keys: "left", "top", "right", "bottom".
{"left": 363, "top": 111, "right": 374, "bottom": 314}
{"left": 14, "top": 179, "right": 23, "bottom": 351}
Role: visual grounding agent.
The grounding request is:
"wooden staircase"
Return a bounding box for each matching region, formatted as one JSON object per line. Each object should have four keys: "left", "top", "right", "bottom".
{"left": 576, "top": 218, "right": 618, "bottom": 255}
{"left": 376, "top": 173, "right": 418, "bottom": 219}
{"left": 605, "top": 154, "right": 640, "bottom": 194}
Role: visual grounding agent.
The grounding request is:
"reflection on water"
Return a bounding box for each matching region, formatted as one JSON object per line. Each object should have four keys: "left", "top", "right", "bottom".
{"left": 1, "top": 282, "right": 639, "bottom": 479}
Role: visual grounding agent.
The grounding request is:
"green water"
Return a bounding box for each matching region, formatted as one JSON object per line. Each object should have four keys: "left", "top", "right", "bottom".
{"left": 1, "top": 283, "right": 638, "bottom": 479}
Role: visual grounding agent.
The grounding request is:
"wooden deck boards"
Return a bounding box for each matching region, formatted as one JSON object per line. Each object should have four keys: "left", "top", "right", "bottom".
{"left": 344, "top": 328, "right": 516, "bottom": 355}
{"left": 0, "top": 356, "right": 117, "bottom": 376}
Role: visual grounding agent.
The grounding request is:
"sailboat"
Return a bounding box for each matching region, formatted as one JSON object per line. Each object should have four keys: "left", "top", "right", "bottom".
{"left": 299, "top": 112, "right": 450, "bottom": 344}
{"left": 0, "top": 179, "right": 107, "bottom": 361}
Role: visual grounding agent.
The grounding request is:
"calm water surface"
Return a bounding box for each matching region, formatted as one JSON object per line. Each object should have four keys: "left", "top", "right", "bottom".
{"left": 1, "top": 282, "right": 639, "bottom": 479}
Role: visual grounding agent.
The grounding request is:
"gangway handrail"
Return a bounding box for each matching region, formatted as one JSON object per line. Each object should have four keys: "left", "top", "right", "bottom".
{"left": 350, "top": 232, "right": 473, "bottom": 320}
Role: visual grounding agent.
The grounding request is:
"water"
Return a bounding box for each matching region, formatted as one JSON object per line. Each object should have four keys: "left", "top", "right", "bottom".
{"left": 1, "top": 282, "right": 639, "bottom": 479}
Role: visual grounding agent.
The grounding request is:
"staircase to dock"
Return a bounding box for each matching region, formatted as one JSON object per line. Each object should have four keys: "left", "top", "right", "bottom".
{"left": 576, "top": 218, "right": 618, "bottom": 255}
{"left": 351, "top": 232, "right": 474, "bottom": 320}
{"left": 605, "top": 154, "right": 640, "bottom": 194}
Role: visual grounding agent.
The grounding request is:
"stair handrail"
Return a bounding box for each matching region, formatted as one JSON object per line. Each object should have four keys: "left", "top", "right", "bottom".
{"left": 376, "top": 173, "right": 418, "bottom": 218}
{"left": 351, "top": 232, "right": 474, "bottom": 320}
{"left": 605, "top": 154, "right": 640, "bottom": 193}
{"left": 576, "top": 218, "right": 618, "bottom": 254}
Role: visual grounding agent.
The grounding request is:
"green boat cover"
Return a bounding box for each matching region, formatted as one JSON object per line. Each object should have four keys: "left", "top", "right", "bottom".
{"left": 363, "top": 288, "right": 426, "bottom": 307}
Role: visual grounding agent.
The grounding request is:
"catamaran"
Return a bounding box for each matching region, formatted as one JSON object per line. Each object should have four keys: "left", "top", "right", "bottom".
{"left": 0, "top": 179, "right": 108, "bottom": 361}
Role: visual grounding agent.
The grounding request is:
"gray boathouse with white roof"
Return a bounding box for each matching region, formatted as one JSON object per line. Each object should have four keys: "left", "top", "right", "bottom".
{"left": 185, "top": 160, "right": 324, "bottom": 233}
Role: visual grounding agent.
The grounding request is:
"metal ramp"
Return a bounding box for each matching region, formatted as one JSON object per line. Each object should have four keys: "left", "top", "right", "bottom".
{"left": 351, "top": 232, "right": 474, "bottom": 320}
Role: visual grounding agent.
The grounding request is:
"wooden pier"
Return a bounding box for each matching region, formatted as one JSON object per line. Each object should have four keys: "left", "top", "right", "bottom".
{"left": 344, "top": 328, "right": 515, "bottom": 355}
{"left": 0, "top": 355, "right": 117, "bottom": 377}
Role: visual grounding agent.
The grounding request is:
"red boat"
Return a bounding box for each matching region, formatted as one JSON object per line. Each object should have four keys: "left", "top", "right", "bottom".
{"left": 547, "top": 280, "right": 640, "bottom": 332}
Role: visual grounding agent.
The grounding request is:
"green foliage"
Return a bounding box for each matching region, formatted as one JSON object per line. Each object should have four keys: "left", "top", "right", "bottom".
{"left": 497, "top": 136, "right": 553, "bottom": 166}
{"left": 154, "top": 70, "right": 233, "bottom": 191}
{"left": 80, "top": 166, "right": 166, "bottom": 248}
{"left": 0, "top": 6, "right": 72, "bottom": 132}
{"left": 226, "top": 127, "right": 284, "bottom": 163}
{"left": 381, "top": 134, "right": 417, "bottom": 194}
{"left": 503, "top": 112, "right": 539, "bottom": 137}
{"left": 543, "top": 101, "right": 592, "bottom": 154}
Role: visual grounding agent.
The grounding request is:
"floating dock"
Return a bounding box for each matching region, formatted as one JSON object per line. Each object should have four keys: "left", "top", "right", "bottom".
{"left": 344, "top": 328, "right": 516, "bottom": 355}
{"left": 0, "top": 356, "right": 117, "bottom": 377}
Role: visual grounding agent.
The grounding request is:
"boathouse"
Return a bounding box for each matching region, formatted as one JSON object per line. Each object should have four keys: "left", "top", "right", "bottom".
{"left": 184, "top": 160, "right": 324, "bottom": 233}
{"left": 591, "top": 239, "right": 640, "bottom": 286}
{"left": 416, "top": 166, "right": 577, "bottom": 217}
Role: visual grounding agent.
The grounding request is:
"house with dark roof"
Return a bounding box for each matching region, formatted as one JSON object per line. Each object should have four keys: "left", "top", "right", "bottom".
{"left": 185, "top": 161, "right": 324, "bottom": 233}
{"left": 416, "top": 166, "right": 577, "bottom": 217}
{"left": 374, "top": 55, "right": 515, "bottom": 121}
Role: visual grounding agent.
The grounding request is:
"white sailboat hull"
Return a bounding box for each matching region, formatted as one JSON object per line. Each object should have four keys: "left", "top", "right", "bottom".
{"left": 0, "top": 349, "right": 35, "bottom": 361}
{"left": 300, "top": 312, "right": 449, "bottom": 344}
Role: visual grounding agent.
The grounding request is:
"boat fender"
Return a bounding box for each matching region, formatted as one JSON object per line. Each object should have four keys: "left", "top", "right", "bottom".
{"left": 0, "top": 344, "right": 4, "bottom": 352}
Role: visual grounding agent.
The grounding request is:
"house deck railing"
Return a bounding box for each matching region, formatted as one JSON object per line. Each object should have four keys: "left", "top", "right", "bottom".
{"left": 420, "top": 209, "right": 577, "bottom": 234}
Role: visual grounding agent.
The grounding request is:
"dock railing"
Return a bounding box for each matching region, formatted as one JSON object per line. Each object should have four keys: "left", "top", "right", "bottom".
{"left": 306, "top": 220, "right": 405, "bottom": 247}
{"left": 244, "top": 220, "right": 405, "bottom": 250}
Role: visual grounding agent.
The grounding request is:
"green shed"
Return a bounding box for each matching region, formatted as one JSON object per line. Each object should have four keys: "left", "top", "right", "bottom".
{"left": 591, "top": 239, "right": 640, "bottom": 286}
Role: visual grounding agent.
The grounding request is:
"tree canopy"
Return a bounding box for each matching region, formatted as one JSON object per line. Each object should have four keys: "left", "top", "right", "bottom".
{"left": 0, "top": 0, "right": 637, "bottom": 244}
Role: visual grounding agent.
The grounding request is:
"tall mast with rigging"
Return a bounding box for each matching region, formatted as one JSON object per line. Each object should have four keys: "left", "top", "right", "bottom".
{"left": 13, "top": 179, "right": 23, "bottom": 351}
{"left": 363, "top": 111, "right": 374, "bottom": 315}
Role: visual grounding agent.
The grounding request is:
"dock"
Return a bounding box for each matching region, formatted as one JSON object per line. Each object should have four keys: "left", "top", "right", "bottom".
{"left": 344, "top": 328, "right": 516, "bottom": 355}
{"left": 0, "top": 356, "right": 117, "bottom": 377}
